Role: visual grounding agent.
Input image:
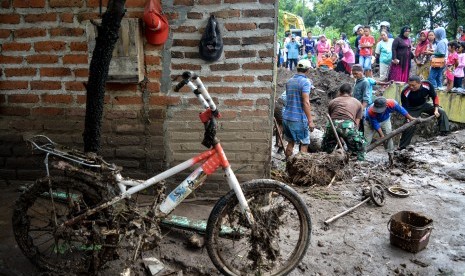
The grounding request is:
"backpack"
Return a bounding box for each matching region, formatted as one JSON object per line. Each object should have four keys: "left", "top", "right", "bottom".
{"left": 199, "top": 15, "right": 223, "bottom": 62}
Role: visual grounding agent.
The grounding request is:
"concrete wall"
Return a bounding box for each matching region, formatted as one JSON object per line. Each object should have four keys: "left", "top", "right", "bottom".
{"left": 0, "top": 0, "right": 277, "bottom": 194}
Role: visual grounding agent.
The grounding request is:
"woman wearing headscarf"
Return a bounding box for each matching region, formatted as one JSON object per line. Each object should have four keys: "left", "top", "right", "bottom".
{"left": 428, "top": 27, "right": 448, "bottom": 88}
{"left": 389, "top": 26, "right": 412, "bottom": 82}
{"left": 414, "top": 30, "right": 434, "bottom": 80}
{"left": 316, "top": 35, "right": 331, "bottom": 65}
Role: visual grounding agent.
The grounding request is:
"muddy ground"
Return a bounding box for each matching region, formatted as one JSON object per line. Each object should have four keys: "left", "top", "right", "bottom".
{"left": 1, "top": 68, "right": 464, "bottom": 275}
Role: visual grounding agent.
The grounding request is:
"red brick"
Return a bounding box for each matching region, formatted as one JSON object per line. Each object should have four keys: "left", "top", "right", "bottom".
{"left": 242, "top": 9, "right": 275, "bottom": 17}
{"left": 225, "top": 50, "right": 256, "bottom": 58}
{"left": 145, "top": 55, "right": 161, "bottom": 65}
{"left": 172, "top": 39, "right": 198, "bottom": 47}
{"left": 147, "top": 82, "right": 161, "bottom": 92}
{"left": 0, "top": 81, "right": 28, "bottom": 90}
{"left": 60, "top": 13, "right": 74, "bottom": 23}
{"left": 172, "top": 63, "right": 202, "bottom": 71}
{"left": 210, "top": 63, "right": 240, "bottom": 71}
{"left": 70, "top": 42, "right": 87, "bottom": 51}
{"left": 258, "top": 49, "right": 274, "bottom": 58}
{"left": 87, "top": 0, "right": 108, "bottom": 7}
{"left": 0, "top": 29, "right": 11, "bottom": 38}
{"left": 208, "top": 86, "right": 239, "bottom": 93}
{"left": 40, "top": 68, "right": 72, "bottom": 77}
{"left": 256, "top": 98, "right": 269, "bottom": 105}
{"left": 76, "top": 12, "right": 100, "bottom": 22}
{"left": 12, "top": 0, "right": 45, "bottom": 8}
{"left": 184, "top": 52, "right": 200, "bottom": 59}
{"left": 213, "top": 10, "right": 240, "bottom": 19}
{"left": 223, "top": 99, "right": 254, "bottom": 106}
{"left": 187, "top": 12, "right": 203, "bottom": 19}
{"left": 49, "top": 27, "right": 85, "bottom": 37}
{"left": 27, "top": 55, "right": 59, "bottom": 64}
{"left": 49, "top": 0, "right": 83, "bottom": 7}
{"left": 15, "top": 28, "right": 46, "bottom": 38}
{"left": 0, "top": 14, "right": 21, "bottom": 24}
{"left": 63, "top": 54, "right": 88, "bottom": 64}
{"left": 165, "top": 12, "right": 179, "bottom": 20}
{"left": 174, "top": 0, "right": 194, "bottom": 5}
{"left": 34, "top": 41, "right": 66, "bottom": 52}
{"left": 31, "top": 107, "right": 64, "bottom": 116}
{"left": 258, "top": 75, "right": 273, "bottom": 81}
{"left": 105, "top": 83, "right": 138, "bottom": 91}
{"left": 1, "top": 0, "right": 10, "bottom": 8}
{"left": 4, "top": 68, "right": 36, "bottom": 77}
{"left": 223, "top": 37, "right": 241, "bottom": 45}
{"left": 242, "top": 87, "right": 273, "bottom": 94}
{"left": 224, "top": 23, "right": 256, "bottom": 31}
{"left": 242, "top": 62, "right": 273, "bottom": 70}
{"left": 74, "top": 68, "right": 89, "bottom": 77}
{"left": 30, "top": 81, "right": 62, "bottom": 90}
{"left": 8, "top": 94, "right": 39, "bottom": 103}
{"left": 2, "top": 42, "right": 31, "bottom": 51}
{"left": 259, "top": 23, "right": 274, "bottom": 29}
{"left": 199, "top": 0, "right": 220, "bottom": 4}
{"left": 66, "top": 108, "right": 86, "bottom": 117}
{"left": 113, "top": 96, "right": 143, "bottom": 105}
{"left": 0, "top": 55, "right": 23, "bottom": 64}
{"left": 173, "top": 26, "right": 197, "bottom": 33}
{"left": 149, "top": 95, "right": 181, "bottom": 106}
{"left": 65, "top": 81, "right": 86, "bottom": 91}
{"left": 126, "top": 11, "right": 143, "bottom": 18}
{"left": 124, "top": 0, "right": 145, "bottom": 7}
{"left": 202, "top": 76, "right": 223, "bottom": 82}
{"left": 24, "top": 13, "right": 57, "bottom": 23}
{"left": 147, "top": 70, "right": 162, "bottom": 79}
{"left": 225, "top": 0, "right": 255, "bottom": 2}
{"left": 259, "top": 0, "right": 274, "bottom": 3}
{"left": 224, "top": 76, "right": 254, "bottom": 82}
{"left": 41, "top": 94, "right": 73, "bottom": 104}
{"left": 0, "top": 107, "right": 30, "bottom": 116}
{"left": 243, "top": 36, "right": 274, "bottom": 45}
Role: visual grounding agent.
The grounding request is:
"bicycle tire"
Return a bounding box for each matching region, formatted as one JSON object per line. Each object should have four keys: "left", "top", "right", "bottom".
{"left": 12, "top": 176, "right": 118, "bottom": 273}
{"left": 205, "top": 179, "right": 311, "bottom": 276}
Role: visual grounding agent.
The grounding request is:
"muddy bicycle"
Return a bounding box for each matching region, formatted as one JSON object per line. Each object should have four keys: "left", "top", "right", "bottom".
{"left": 12, "top": 71, "right": 311, "bottom": 275}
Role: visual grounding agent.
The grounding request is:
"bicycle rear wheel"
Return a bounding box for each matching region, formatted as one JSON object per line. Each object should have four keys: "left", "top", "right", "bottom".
{"left": 12, "top": 176, "right": 117, "bottom": 273}
{"left": 205, "top": 179, "right": 311, "bottom": 275}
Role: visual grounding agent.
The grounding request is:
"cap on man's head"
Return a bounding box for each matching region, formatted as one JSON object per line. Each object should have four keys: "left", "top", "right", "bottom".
{"left": 373, "top": 97, "right": 387, "bottom": 113}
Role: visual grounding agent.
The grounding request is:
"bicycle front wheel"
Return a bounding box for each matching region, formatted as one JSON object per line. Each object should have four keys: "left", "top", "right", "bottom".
{"left": 205, "top": 179, "right": 311, "bottom": 275}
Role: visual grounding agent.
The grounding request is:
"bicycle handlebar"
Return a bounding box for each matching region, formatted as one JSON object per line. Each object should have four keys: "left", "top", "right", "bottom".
{"left": 174, "top": 71, "right": 219, "bottom": 115}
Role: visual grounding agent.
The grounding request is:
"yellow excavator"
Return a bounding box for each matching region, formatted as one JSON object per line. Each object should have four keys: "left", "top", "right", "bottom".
{"left": 282, "top": 11, "right": 306, "bottom": 38}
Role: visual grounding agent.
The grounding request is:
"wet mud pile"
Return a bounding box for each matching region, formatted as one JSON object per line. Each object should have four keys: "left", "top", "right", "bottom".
{"left": 276, "top": 67, "right": 354, "bottom": 127}
{"left": 285, "top": 149, "right": 347, "bottom": 186}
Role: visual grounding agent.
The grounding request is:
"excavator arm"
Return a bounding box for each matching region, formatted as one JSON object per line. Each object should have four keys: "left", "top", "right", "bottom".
{"left": 282, "top": 11, "right": 306, "bottom": 37}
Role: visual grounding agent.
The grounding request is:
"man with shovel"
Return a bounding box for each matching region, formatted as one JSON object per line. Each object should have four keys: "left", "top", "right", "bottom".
{"left": 322, "top": 83, "right": 366, "bottom": 161}
{"left": 364, "top": 97, "right": 415, "bottom": 164}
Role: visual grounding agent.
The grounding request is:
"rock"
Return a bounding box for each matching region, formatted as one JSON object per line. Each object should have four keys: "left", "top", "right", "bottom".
{"left": 309, "top": 128, "right": 324, "bottom": 152}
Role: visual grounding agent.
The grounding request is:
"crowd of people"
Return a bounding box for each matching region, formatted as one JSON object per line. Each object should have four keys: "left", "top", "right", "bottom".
{"left": 279, "top": 22, "right": 459, "bottom": 163}
{"left": 277, "top": 23, "right": 465, "bottom": 91}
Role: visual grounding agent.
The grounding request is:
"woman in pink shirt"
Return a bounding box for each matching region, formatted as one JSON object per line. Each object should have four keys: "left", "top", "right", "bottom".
{"left": 453, "top": 41, "right": 465, "bottom": 88}
{"left": 334, "top": 40, "right": 355, "bottom": 75}
{"left": 317, "top": 35, "right": 331, "bottom": 65}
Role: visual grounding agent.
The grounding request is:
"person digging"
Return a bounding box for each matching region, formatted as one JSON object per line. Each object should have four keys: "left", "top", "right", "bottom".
{"left": 322, "top": 83, "right": 366, "bottom": 161}
{"left": 364, "top": 97, "right": 415, "bottom": 165}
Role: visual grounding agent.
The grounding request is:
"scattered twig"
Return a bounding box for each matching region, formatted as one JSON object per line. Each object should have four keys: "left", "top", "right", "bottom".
{"left": 327, "top": 175, "right": 337, "bottom": 188}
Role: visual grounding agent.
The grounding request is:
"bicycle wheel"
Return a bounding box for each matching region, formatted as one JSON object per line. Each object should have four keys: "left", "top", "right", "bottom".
{"left": 12, "top": 176, "right": 117, "bottom": 273}
{"left": 206, "top": 179, "right": 311, "bottom": 275}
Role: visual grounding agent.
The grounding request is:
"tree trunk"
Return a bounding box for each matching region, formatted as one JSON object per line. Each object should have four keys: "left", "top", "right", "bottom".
{"left": 83, "top": 0, "right": 126, "bottom": 153}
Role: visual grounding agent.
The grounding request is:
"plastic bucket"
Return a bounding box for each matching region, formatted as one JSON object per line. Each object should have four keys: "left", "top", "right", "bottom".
{"left": 387, "top": 211, "right": 433, "bottom": 253}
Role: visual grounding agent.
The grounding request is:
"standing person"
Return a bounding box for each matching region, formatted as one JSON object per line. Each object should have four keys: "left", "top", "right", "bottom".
{"left": 335, "top": 40, "right": 355, "bottom": 75}
{"left": 428, "top": 27, "right": 448, "bottom": 89}
{"left": 453, "top": 41, "right": 465, "bottom": 88}
{"left": 354, "top": 25, "right": 363, "bottom": 64}
{"left": 322, "top": 83, "right": 366, "bottom": 161}
{"left": 457, "top": 26, "right": 465, "bottom": 42}
{"left": 351, "top": 64, "right": 371, "bottom": 109}
{"left": 359, "top": 25, "right": 375, "bottom": 77}
{"left": 317, "top": 35, "right": 331, "bottom": 64}
{"left": 379, "top": 21, "right": 394, "bottom": 39}
{"left": 399, "top": 75, "right": 450, "bottom": 149}
{"left": 284, "top": 33, "right": 292, "bottom": 69}
{"left": 282, "top": 59, "right": 315, "bottom": 158}
{"left": 375, "top": 31, "right": 394, "bottom": 81}
{"left": 364, "top": 97, "right": 415, "bottom": 163}
{"left": 390, "top": 26, "right": 412, "bottom": 82}
{"left": 303, "top": 31, "right": 316, "bottom": 61}
{"left": 286, "top": 35, "right": 300, "bottom": 71}
{"left": 414, "top": 30, "right": 434, "bottom": 80}
{"left": 445, "top": 41, "right": 459, "bottom": 91}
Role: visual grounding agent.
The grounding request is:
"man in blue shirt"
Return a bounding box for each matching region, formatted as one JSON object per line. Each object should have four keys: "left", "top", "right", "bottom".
{"left": 364, "top": 97, "right": 415, "bottom": 162}
{"left": 282, "top": 59, "right": 315, "bottom": 158}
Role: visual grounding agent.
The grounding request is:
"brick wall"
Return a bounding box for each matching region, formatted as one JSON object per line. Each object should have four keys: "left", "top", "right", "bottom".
{"left": 0, "top": 0, "right": 277, "bottom": 194}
